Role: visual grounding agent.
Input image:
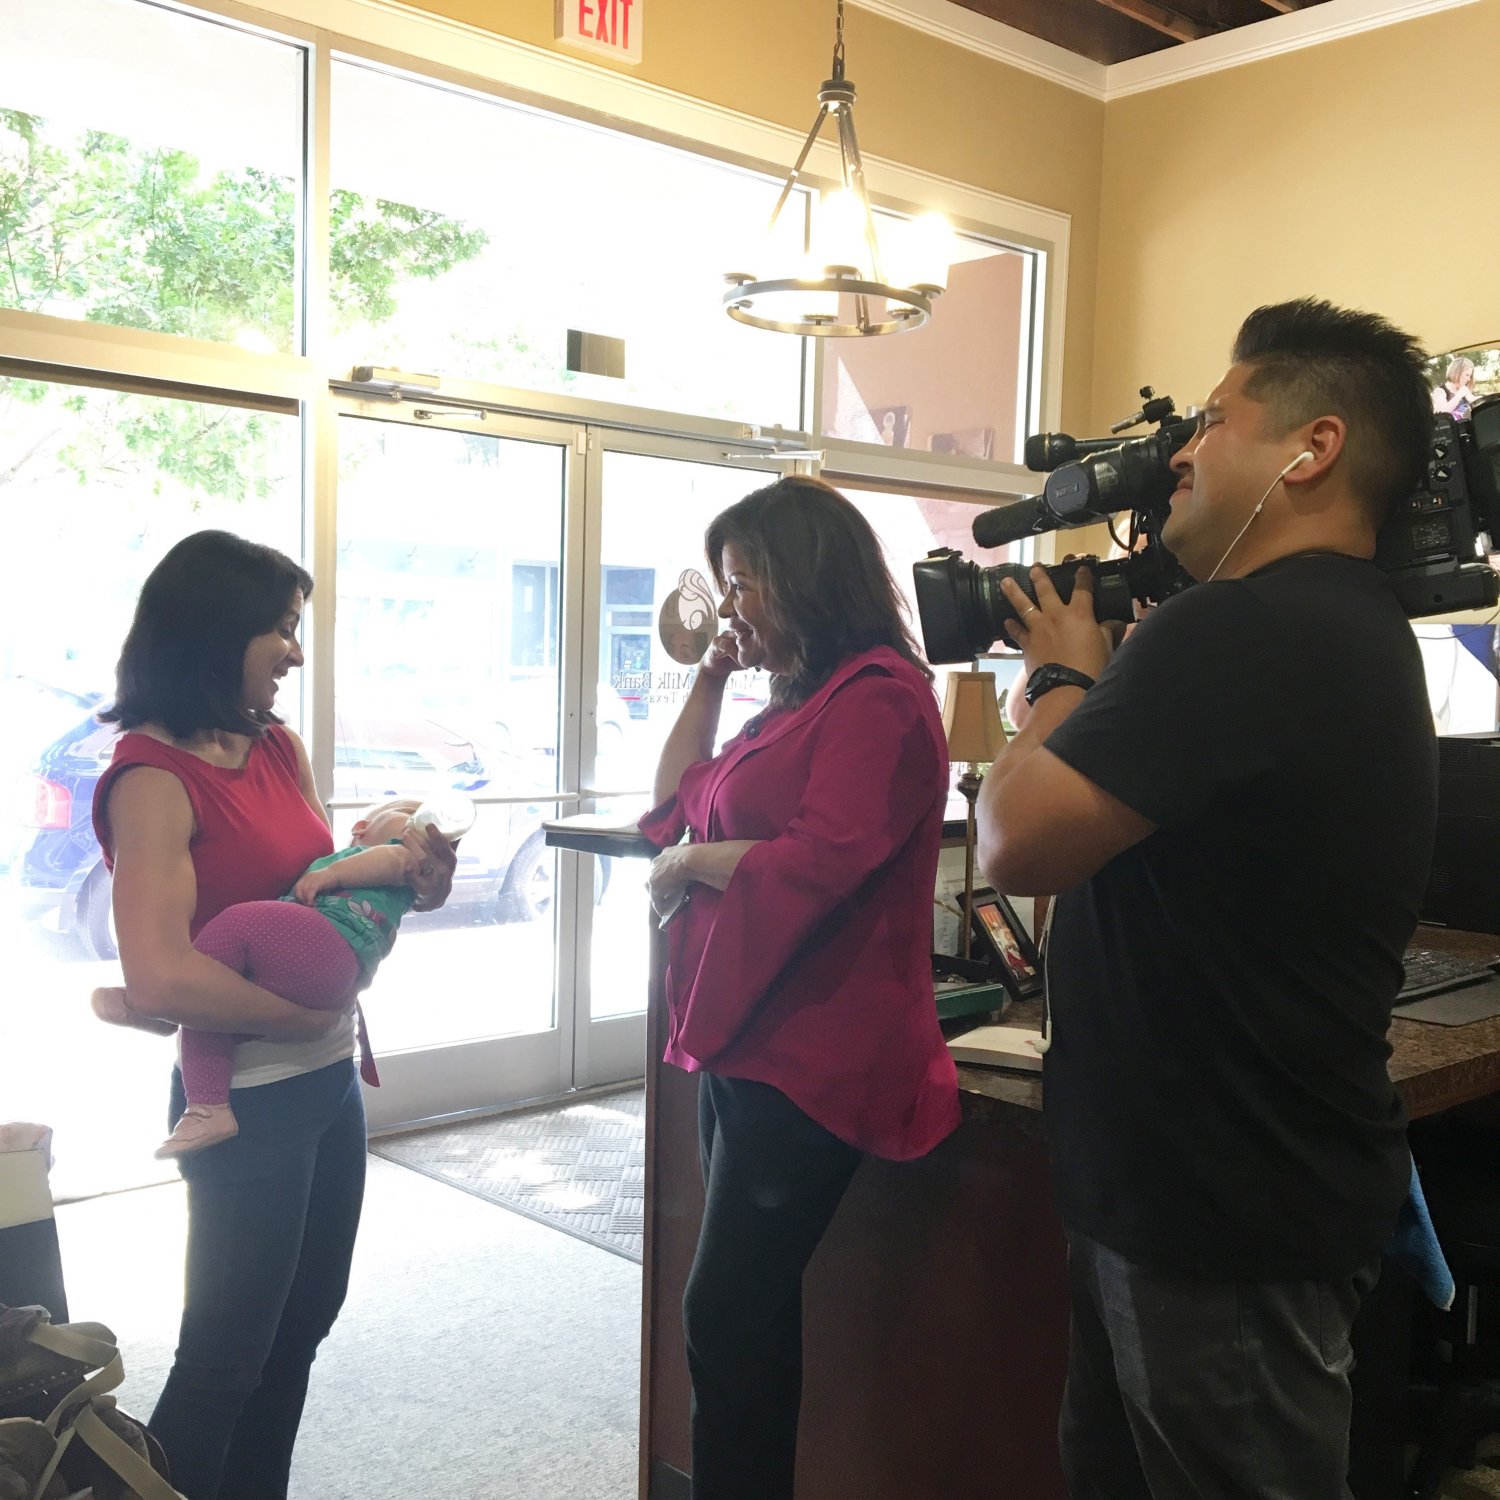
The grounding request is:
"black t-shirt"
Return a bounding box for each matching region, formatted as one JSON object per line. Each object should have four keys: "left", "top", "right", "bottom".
{"left": 1044, "top": 553, "right": 1437, "bottom": 1282}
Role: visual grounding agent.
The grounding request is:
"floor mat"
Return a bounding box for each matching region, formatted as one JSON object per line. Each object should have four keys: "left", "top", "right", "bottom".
{"left": 370, "top": 1086, "right": 646, "bottom": 1262}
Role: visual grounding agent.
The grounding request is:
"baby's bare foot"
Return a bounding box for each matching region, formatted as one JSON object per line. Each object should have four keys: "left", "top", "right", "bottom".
{"left": 91, "top": 987, "right": 177, "bottom": 1037}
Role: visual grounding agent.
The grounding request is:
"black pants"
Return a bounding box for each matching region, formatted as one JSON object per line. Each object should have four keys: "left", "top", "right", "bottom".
{"left": 1060, "top": 1229, "right": 1380, "bottom": 1500}
{"left": 150, "top": 1061, "right": 366, "bottom": 1500}
{"left": 683, "top": 1073, "right": 862, "bottom": 1500}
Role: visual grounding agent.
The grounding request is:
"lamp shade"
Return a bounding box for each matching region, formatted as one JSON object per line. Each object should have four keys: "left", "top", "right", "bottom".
{"left": 941, "top": 671, "right": 1006, "bottom": 765}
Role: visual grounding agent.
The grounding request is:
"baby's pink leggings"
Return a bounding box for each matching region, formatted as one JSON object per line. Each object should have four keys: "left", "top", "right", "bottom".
{"left": 180, "top": 900, "right": 361, "bottom": 1106}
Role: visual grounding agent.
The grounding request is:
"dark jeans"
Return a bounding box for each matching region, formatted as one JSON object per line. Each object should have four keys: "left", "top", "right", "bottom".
{"left": 150, "top": 1060, "right": 367, "bottom": 1500}
{"left": 683, "top": 1073, "right": 862, "bottom": 1500}
{"left": 1060, "top": 1229, "right": 1379, "bottom": 1500}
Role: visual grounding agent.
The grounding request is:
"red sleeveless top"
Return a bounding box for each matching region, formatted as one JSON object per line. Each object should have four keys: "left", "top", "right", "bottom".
{"left": 93, "top": 726, "right": 333, "bottom": 938}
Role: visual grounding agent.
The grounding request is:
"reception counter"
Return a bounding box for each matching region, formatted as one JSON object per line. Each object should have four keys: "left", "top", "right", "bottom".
{"left": 543, "top": 823, "right": 1500, "bottom": 1500}
{"left": 640, "top": 996, "right": 1066, "bottom": 1500}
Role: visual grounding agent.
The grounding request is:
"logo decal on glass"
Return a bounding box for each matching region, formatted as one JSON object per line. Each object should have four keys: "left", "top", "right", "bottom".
{"left": 659, "top": 569, "right": 717, "bottom": 665}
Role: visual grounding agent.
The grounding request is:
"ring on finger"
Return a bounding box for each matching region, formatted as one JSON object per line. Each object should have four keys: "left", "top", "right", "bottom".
{"left": 1021, "top": 604, "right": 1040, "bottom": 618}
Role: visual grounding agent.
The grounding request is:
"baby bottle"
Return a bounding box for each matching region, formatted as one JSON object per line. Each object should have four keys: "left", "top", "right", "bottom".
{"left": 411, "top": 791, "right": 478, "bottom": 840}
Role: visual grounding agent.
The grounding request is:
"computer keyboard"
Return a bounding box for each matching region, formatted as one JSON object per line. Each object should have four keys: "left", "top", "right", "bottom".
{"left": 1399, "top": 945, "right": 1500, "bottom": 1001}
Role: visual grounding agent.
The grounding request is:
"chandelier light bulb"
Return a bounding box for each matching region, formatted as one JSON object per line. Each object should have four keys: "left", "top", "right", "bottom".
{"left": 901, "top": 211, "right": 954, "bottom": 296}
{"left": 723, "top": 207, "right": 806, "bottom": 288}
{"left": 814, "top": 189, "right": 869, "bottom": 279}
{"left": 798, "top": 282, "right": 843, "bottom": 326}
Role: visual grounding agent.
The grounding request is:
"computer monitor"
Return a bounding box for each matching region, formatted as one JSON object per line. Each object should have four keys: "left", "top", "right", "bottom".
{"left": 1423, "top": 733, "right": 1500, "bottom": 934}
{"left": 1423, "top": 342, "right": 1500, "bottom": 424}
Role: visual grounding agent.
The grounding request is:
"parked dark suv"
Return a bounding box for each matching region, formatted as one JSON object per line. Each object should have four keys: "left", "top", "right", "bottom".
{"left": 7, "top": 702, "right": 608, "bottom": 960}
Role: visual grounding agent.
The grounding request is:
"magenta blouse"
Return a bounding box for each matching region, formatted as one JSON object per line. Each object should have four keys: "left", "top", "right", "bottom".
{"left": 640, "top": 646, "right": 960, "bottom": 1161}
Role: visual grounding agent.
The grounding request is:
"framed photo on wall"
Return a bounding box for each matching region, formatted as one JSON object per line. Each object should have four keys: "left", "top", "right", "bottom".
{"left": 869, "top": 405, "right": 910, "bottom": 448}
{"left": 969, "top": 889, "right": 1043, "bottom": 1001}
{"left": 929, "top": 427, "right": 995, "bottom": 460}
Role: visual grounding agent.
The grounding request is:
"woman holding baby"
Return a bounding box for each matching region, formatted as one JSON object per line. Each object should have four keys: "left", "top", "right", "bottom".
{"left": 90, "top": 530, "right": 456, "bottom": 1499}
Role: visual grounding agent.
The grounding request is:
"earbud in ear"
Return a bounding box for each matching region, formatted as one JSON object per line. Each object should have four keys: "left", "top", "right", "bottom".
{"left": 1211, "top": 450, "right": 1318, "bottom": 582}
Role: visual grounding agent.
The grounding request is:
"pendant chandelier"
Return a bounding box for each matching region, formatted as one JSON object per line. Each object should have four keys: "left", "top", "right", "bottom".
{"left": 723, "top": 0, "right": 951, "bottom": 338}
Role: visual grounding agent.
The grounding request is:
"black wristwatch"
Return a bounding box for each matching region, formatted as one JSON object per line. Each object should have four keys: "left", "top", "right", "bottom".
{"left": 1024, "top": 663, "right": 1096, "bottom": 706}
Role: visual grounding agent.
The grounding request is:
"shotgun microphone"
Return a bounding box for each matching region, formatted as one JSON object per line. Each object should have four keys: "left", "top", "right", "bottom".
{"left": 1024, "top": 431, "right": 1137, "bottom": 471}
{"left": 971, "top": 495, "right": 1060, "bottom": 549}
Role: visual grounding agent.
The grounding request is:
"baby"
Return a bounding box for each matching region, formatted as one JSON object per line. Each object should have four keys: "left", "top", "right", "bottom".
{"left": 92, "top": 798, "right": 451, "bottom": 1158}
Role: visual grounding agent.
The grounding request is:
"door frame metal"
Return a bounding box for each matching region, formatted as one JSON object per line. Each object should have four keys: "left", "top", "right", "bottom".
{"left": 321, "top": 400, "right": 784, "bottom": 1119}
{"left": 326, "top": 397, "right": 587, "bottom": 1126}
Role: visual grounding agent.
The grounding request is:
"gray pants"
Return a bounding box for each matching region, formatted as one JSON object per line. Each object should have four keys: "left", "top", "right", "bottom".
{"left": 1060, "top": 1230, "right": 1379, "bottom": 1500}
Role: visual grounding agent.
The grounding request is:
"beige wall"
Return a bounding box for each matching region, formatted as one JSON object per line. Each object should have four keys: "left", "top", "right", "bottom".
{"left": 392, "top": 0, "right": 1499, "bottom": 451}
{"left": 1092, "top": 0, "right": 1500, "bottom": 428}
{"left": 399, "top": 0, "right": 1106, "bottom": 432}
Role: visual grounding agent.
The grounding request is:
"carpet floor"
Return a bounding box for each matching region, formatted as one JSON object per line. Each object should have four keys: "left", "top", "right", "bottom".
{"left": 54, "top": 1155, "right": 640, "bottom": 1499}
{"left": 370, "top": 1085, "right": 647, "bottom": 1263}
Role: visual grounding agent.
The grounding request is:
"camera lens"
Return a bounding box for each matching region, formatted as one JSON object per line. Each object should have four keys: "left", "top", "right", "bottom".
{"left": 912, "top": 551, "right": 1143, "bottom": 663}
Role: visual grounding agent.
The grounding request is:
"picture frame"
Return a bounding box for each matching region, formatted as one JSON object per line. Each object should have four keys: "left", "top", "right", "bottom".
{"left": 968, "top": 888, "right": 1044, "bottom": 1001}
{"left": 929, "top": 426, "right": 995, "bottom": 460}
{"left": 869, "top": 404, "right": 910, "bottom": 448}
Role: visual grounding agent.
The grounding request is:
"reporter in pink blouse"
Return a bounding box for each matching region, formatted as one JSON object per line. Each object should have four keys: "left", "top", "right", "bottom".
{"left": 641, "top": 477, "right": 960, "bottom": 1500}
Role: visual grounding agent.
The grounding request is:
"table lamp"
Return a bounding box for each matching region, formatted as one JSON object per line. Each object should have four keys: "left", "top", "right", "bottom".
{"left": 941, "top": 670, "right": 1007, "bottom": 959}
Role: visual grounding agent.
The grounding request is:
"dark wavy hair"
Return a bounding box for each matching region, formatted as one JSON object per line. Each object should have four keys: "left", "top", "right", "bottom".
{"left": 101, "top": 530, "right": 313, "bottom": 740}
{"left": 1232, "top": 298, "right": 1431, "bottom": 524}
{"left": 704, "top": 476, "right": 932, "bottom": 707}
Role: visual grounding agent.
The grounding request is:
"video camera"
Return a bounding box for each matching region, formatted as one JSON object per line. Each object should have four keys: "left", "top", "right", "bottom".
{"left": 913, "top": 386, "right": 1500, "bottom": 665}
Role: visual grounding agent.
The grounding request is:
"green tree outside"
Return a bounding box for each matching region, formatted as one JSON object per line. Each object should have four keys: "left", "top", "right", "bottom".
{"left": 0, "top": 107, "right": 489, "bottom": 500}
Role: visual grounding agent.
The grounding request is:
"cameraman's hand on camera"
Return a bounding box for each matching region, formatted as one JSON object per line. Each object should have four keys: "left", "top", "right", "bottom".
{"left": 1002, "top": 564, "right": 1116, "bottom": 683}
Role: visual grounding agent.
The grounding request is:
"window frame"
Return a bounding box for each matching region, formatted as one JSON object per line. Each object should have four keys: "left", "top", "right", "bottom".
{"left": 0, "top": 0, "right": 1068, "bottom": 434}
{"left": 0, "top": 0, "right": 1073, "bottom": 796}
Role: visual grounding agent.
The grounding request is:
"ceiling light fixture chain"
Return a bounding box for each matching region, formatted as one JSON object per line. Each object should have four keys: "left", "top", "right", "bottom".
{"left": 722, "top": 0, "right": 952, "bottom": 339}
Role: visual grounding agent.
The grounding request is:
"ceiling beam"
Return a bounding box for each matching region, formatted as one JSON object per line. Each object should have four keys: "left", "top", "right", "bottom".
{"left": 948, "top": 0, "right": 1178, "bottom": 65}
{"left": 1092, "top": 0, "right": 1215, "bottom": 41}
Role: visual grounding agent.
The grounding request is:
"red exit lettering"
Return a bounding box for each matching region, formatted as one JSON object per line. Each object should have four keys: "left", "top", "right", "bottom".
{"left": 577, "top": 0, "right": 634, "bottom": 51}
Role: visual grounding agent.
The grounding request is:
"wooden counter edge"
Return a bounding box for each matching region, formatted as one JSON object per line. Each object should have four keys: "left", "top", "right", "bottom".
{"left": 956, "top": 930, "right": 1500, "bottom": 1126}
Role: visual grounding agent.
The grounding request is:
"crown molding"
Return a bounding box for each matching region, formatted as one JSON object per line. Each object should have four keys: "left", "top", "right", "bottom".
{"left": 1103, "top": 0, "right": 1477, "bottom": 98}
{"left": 852, "top": 0, "right": 1107, "bottom": 99}
{"left": 269, "top": 0, "right": 1064, "bottom": 240}
{"left": 231, "top": 0, "right": 1073, "bottom": 418}
{"left": 852, "top": 0, "right": 1476, "bottom": 101}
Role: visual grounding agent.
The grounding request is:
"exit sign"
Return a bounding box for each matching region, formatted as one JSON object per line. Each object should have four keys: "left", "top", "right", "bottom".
{"left": 556, "top": 0, "right": 642, "bottom": 64}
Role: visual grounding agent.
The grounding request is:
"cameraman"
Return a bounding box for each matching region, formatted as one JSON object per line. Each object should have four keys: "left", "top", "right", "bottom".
{"left": 975, "top": 299, "right": 1437, "bottom": 1499}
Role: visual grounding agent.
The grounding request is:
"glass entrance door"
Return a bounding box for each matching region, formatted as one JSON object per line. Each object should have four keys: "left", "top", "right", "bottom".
{"left": 329, "top": 408, "right": 780, "bottom": 1121}
{"left": 332, "top": 404, "right": 594, "bottom": 1125}
{"left": 572, "top": 437, "right": 781, "bottom": 1086}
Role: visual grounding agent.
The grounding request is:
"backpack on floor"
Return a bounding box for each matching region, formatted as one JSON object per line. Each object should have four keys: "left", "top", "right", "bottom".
{"left": 0, "top": 1304, "right": 183, "bottom": 1500}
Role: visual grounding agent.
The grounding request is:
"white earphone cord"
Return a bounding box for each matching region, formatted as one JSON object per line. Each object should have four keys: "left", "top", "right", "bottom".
{"left": 1204, "top": 451, "right": 1314, "bottom": 583}
{"left": 1037, "top": 448, "right": 1311, "bottom": 1054}
{"left": 1037, "top": 896, "right": 1056, "bottom": 1054}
